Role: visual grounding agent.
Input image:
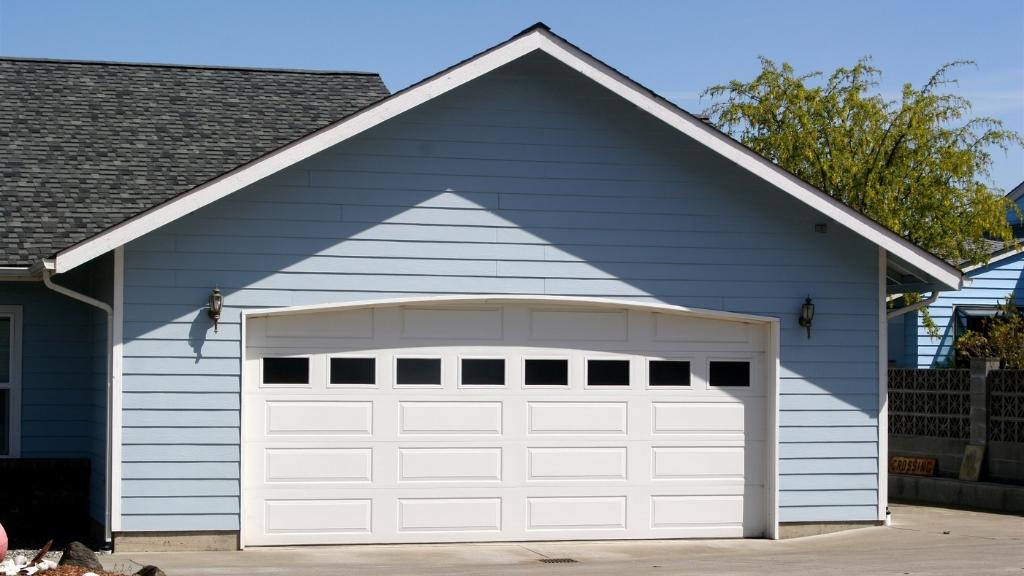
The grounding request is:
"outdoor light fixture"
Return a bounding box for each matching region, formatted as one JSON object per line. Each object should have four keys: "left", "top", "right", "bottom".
{"left": 208, "top": 287, "right": 223, "bottom": 333}
{"left": 798, "top": 296, "right": 814, "bottom": 339}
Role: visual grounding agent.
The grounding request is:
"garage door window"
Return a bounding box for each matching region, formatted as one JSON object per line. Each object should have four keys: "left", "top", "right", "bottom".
{"left": 330, "top": 357, "right": 376, "bottom": 385}
{"left": 524, "top": 359, "right": 568, "bottom": 386}
{"left": 396, "top": 357, "right": 442, "bottom": 385}
{"left": 709, "top": 361, "right": 750, "bottom": 387}
{"left": 262, "top": 357, "right": 309, "bottom": 385}
{"left": 586, "top": 359, "right": 630, "bottom": 386}
{"left": 461, "top": 358, "right": 505, "bottom": 386}
{"left": 649, "top": 360, "right": 691, "bottom": 387}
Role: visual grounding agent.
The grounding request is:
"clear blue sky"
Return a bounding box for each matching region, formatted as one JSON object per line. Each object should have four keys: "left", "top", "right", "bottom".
{"left": 2, "top": 0, "right": 1021, "bottom": 190}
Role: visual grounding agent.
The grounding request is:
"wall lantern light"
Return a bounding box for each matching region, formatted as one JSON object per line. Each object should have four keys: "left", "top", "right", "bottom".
{"left": 798, "top": 296, "right": 814, "bottom": 339}
{"left": 208, "top": 287, "right": 224, "bottom": 333}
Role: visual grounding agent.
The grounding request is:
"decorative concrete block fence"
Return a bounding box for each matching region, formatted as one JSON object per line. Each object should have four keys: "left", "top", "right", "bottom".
{"left": 889, "top": 360, "right": 1024, "bottom": 484}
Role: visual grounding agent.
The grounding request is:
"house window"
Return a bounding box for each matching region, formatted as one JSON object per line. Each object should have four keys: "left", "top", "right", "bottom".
{"left": 0, "top": 307, "right": 22, "bottom": 457}
{"left": 954, "top": 305, "right": 1002, "bottom": 340}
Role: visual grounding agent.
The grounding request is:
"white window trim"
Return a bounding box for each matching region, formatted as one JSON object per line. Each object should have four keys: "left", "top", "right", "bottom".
{"left": 0, "top": 306, "right": 23, "bottom": 458}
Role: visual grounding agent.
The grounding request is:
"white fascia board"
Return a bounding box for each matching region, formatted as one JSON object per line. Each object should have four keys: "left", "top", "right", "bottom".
{"left": 52, "top": 27, "right": 962, "bottom": 291}
{"left": 961, "top": 247, "right": 1024, "bottom": 274}
{"left": 241, "top": 294, "right": 776, "bottom": 325}
{"left": 1007, "top": 181, "right": 1024, "bottom": 202}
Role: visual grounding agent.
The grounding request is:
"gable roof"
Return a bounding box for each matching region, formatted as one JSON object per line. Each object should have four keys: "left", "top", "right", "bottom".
{"left": 0, "top": 57, "right": 389, "bottom": 268}
{"left": 5, "top": 25, "right": 963, "bottom": 290}
{"left": 1008, "top": 181, "right": 1024, "bottom": 203}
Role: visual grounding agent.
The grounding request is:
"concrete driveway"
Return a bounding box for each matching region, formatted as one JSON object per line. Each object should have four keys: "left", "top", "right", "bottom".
{"left": 103, "top": 504, "right": 1024, "bottom": 575}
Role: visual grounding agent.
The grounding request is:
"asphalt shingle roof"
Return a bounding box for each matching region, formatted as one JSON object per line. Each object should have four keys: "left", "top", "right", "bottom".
{"left": 0, "top": 58, "right": 390, "bottom": 267}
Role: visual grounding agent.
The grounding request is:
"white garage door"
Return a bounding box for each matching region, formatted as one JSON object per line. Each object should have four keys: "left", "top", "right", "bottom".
{"left": 242, "top": 298, "right": 772, "bottom": 545}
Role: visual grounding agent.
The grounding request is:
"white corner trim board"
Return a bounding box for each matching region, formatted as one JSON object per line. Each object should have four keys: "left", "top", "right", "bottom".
{"left": 49, "top": 26, "right": 961, "bottom": 290}
{"left": 110, "top": 247, "right": 125, "bottom": 537}
{"left": 877, "top": 247, "right": 888, "bottom": 521}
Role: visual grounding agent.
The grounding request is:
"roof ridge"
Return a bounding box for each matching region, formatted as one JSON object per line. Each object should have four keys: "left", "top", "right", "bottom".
{"left": 0, "top": 55, "right": 380, "bottom": 76}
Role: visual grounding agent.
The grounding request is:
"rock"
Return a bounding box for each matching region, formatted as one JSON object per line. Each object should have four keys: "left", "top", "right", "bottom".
{"left": 13, "top": 556, "right": 26, "bottom": 567}
{"left": 57, "top": 542, "right": 103, "bottom": 571}
{"left": 135, "top": 566, "right": 166, "bottom": 576}
{"left": 83, "top": 573, "right": 99, "bottom": 576}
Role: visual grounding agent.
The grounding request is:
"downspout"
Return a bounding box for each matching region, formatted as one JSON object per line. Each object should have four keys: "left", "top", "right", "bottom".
{"left": 886, "top": 292, "right": 939, "bottom": 320}
{"left": 42, "top": 267, "right": 114, "bottom": 542}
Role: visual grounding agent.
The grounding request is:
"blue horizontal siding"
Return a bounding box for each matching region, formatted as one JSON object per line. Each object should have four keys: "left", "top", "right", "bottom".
{"left": 907, "top": 250, "right": 1024, "bottom": 367}
{"left": 779, "top": 458, "right": 878, "bottom": 474}
{"left": 121, "top": 51, "right": 882, "bottom": 530}
{"left": 779, "top": 506, "right": 878, "bottom": 522}
{"left": 123, "top": 479, "right": 240, "bottom": 497}
{"left": 780, "top": 474, "right": 878, "bottom": 490}
{"left": 123, "top": 427, "right": 240, "bottom": 445}
{"left": 121, "top": 514, "right": 239, "bottom": 531}
{"left": 122, "top": 445, "right": 239, "bottom": 462}
{"left": 779, "top": 442, "right": 877, "bottom": 459}
{"left": 123, "top": 462, "right": 238, "bottom": 479}
{"left": 779, "top": 490, "right": 877, "bottom": 507}
{"left": 122, "top": 496, "right": 239, "bottom": 515}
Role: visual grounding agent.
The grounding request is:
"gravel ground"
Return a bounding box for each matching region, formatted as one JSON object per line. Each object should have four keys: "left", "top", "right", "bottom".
{"left": 4, "top": 549, "right": 128, "bottom": 575}
{"left": 3, "top": 549, "right": 62, "bottom": 562}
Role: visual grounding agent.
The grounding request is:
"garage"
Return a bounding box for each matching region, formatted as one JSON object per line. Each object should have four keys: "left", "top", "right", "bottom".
{"left": 242, "top": 297, "right": 777, "bottom": 545}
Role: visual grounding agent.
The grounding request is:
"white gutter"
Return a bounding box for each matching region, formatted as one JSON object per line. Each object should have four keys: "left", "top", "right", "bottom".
{"left": 887, "top": 292, "right": 940, "bottom": 320}
{"left": 42, "top": 269, "right": 114, "bottom": 542}
{"left": 0, "top": 267, "right": 37, "bottom": 281}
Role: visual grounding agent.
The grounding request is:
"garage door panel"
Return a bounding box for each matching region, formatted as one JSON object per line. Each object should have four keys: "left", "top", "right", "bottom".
{"left": 265, "top": 448, "right": 372, "bottom": 483}
{"left": 401, "top": 307, "right": 504, "bottom": 340}
{"left": 528, "top": 309, "right": 628, "bottom": 341}
{"left": 398, "top": 497, "right": 502, "bottom": 532}
{"left": 264, "top": 498, "right": 372, "bottom": 535}
{"left": 399, "top": 447, "right": 503, "bottom": 481}
{"left": 651, "top": 495, "right": 744, "bottom": 529}
{"left": 244, "top": 301, "right": 769, "bottom": 545}
{"left": 651, "top": 446, "right": 744, "bottom": 479}
{"left": 265, "top": 401, "right": 373, "bottom": 435}
{"left": 528, "top": 402, "right": 627, "bottom": 434}
{"left": 399, "top": 401, "right": 502, "bottom": 435}
{"left": 652, "top": 402, "right": 745, "bottom": 434}
{"left": 527, "top": 447, "right": 627, "bottom": 480}
{"left": 527, "top": 496, "right": 627, "bottom": 530}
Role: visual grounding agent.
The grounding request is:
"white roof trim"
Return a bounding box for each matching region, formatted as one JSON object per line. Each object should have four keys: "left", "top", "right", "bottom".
{"left": 243, "top": 294, "right": 777, "bottom": 325}
{"left": 50, "top": 26, "right": 962, "bottom": 290}
{"left": 1007, "top": 181, "right": 1024, "bottom": 202}
{"left": 962, "top": 246, "right": 1024, "bottom": 274}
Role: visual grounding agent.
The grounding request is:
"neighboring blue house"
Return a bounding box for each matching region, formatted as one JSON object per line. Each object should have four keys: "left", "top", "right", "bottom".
{"left": 889, "top": 182, "right": 1024, "bottom": 368}
{"left": 0, "top": 24, "right": 963, "bottom": 549}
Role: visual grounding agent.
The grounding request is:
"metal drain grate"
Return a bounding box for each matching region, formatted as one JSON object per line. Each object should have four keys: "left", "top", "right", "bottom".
{"left": 539, "top": 558, "right": 578, "bottom": 564}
